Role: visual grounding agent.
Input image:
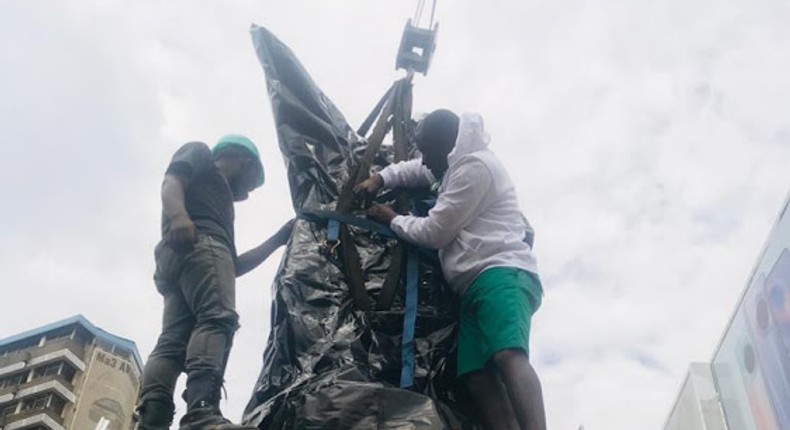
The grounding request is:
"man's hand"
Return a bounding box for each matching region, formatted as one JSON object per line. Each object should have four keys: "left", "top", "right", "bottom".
{"left": 168, "top": 214, "right": 197, "bottom": 251}
{"left": 354, "top": 174, "right": 384, "bottom": 195}
{"left": 274, "top": 218, "right": 296, "bottom": 246}
{"left": 367, "top": 204, "right": 398, "bottom": 225}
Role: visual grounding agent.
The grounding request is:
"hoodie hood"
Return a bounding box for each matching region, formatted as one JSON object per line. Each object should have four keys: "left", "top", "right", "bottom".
{"left": 447, "top": 112, "right": 490, "bottom": 168}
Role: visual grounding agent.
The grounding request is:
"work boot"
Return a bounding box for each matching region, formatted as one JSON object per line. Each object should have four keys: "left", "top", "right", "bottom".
{"left": 181, "top": 370, "right": 255, "bottom": 429}
{"left": 178, "top": 401, "right": 257, "bottom": 430}
{"left": 134, "top": 399, "right": 174, "bottom": 430}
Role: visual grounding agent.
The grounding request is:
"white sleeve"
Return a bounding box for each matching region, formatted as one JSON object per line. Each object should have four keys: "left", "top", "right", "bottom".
{"left": 378, "top": 159, "right": 434, "bottom": 189}
{"left": 390, "top": 160, "right": 492, "bottom": 249}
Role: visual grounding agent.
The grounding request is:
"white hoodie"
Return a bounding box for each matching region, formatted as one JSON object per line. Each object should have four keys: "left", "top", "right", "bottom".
{"left": 379, "top": 113, "right": 539, "bottom": 295}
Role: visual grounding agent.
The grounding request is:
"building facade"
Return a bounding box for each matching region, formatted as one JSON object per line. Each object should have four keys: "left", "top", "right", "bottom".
{"left": 664, "top": 194, "right": 790, "bottom": 429}
{"left": 663, "top": 363, "right": 727, "bottom": 430}
{"left": 0, "top": 315, "right": 142, "bottom": 430}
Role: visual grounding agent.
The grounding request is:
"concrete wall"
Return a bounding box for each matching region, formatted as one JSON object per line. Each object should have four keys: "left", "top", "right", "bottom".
{"left": 68, "top": 345, "right": 140, "bottom": 430}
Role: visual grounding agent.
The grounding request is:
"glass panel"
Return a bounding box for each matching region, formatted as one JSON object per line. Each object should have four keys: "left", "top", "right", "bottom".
{"left": 713, "top": 202, "right": 790, "bottom": 430}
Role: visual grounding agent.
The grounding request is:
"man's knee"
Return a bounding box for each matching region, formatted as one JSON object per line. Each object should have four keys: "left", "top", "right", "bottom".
{"left": 150, "top": 333, "right": 189, "bottom": 362}
{"left": 464, "top": 370, "right": 488, "bottom": 389}
{"left": 184, "top": 319, "right": 237, "bottom": 373}
{"left": 196, "top": 311, "right": 239, "bottom": 336}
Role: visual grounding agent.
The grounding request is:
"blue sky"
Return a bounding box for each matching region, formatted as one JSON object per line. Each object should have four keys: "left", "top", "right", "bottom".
{"left": 2, "top": 1, "right": 790, "bottom": 428}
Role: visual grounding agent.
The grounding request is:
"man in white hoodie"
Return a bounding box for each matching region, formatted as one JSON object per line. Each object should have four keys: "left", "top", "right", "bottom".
{"left": 357, "top": 110, "right": 546, "bottom": 430}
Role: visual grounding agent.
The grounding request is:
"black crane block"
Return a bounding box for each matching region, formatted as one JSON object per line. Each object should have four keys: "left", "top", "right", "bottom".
{"left": 395, "top": 20, "right": 438, "bottom": 75}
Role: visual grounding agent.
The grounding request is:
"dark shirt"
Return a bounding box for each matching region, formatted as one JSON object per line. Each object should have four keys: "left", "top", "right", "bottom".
{"left": 161, "top": 142, "right": 236, "bottom": 258}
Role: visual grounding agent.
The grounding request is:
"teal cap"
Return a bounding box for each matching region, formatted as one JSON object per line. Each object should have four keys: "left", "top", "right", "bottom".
{"left": 212, "top": 134, "right": 265, "bottom": 189}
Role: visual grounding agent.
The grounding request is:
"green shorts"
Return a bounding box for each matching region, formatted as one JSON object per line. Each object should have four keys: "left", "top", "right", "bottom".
{"left": 457, "top": 267, "right": 542, "bottom": 376}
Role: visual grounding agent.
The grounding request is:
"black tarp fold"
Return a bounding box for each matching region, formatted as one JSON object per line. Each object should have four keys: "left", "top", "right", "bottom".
{"left": 242, "top": 25, "right": 480, "bottom": 430}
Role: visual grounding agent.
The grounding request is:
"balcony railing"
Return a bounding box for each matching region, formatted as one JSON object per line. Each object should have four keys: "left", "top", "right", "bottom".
{"left": 0, "top": 374, "right": 75, "bottom": 403}
{"left": 0, "top": 338, "right": 86, "bottom": 371}
{"left": 1, "top": 405, "right": 65, "bottom": 428}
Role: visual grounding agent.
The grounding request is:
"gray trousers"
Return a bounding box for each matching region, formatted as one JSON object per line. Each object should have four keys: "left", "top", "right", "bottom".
{"left": 138, "top": 234, "right": 239, "bottom": 408}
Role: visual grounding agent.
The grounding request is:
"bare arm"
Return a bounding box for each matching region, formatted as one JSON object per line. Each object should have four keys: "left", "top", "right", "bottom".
{"left": 235, "top": 219, "right": 295, "bottom": 277}
{"left": 162, "top": 173, "right": 196, "bottom": 251}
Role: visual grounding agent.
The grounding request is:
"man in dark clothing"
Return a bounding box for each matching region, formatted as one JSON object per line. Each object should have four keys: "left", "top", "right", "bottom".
{"left": 136, "top": 135, "right": 294, "bottom": 430}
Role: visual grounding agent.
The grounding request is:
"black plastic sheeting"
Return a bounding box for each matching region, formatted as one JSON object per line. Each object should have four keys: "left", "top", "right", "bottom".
{"left": 242, "top": 25, "right": 481, "bottom": 430}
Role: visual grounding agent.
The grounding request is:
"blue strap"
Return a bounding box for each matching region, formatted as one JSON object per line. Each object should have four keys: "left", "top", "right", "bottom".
{"left": 326, "top": 220, "right": 340, "bottom": 243}
{"left": 298, "top": 208, "right": 397, "bottom": 239}
{"left": 301, "top": 207, "right": 418, "bottom": 387}
{"left": 400, "top": 247, "right": 419, "bottom": 388}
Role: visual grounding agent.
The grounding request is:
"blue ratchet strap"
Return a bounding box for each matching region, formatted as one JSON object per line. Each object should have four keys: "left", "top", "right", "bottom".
{"left": 298, "top": 208, "right": 397, "bottom": 239}
{"left": 326, "top": 219, "right": 340, "bottom": 243}
{"left": 400, "top": 246, "right": 419, "bottom": 388}
{"left": 301, "top": 207, "right": 419, "bottom": 387}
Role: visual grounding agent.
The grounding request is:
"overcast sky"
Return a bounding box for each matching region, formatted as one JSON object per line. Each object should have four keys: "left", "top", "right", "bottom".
{"left": 2, "top": 1, "right": 790, "bottom": 429}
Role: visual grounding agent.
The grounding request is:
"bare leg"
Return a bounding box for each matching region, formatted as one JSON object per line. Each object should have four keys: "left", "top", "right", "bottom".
{"left": 465, "top": 370, "right": 520, "bottom": 430}
{"left": 493, "top": 349, "right": 546, "bottom": 430}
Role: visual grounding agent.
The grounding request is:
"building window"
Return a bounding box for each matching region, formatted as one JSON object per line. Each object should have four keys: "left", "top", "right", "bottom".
{"left": 26, "top": 361, "right": 77, "bottom": 385}
{"left": 17, "top": 393, "right": 67, "bottom": 419}
{"left": 48, "top": 394, "right": 66, "bottom": 416}
{"left": 71, "top": 328, "right": 90, "bottom": 349}
{"left": 0, "top": 338, "right": 39, "bottom": 356}
{"left": 0, "top": 371, "right": 28, "bottom": 389}
{"left": 61, "top": 363, "right": 77, "bottom": 383}
{"left": 21, "top": 393, "right": 50, "bottom": 412}
{"left": 44, "top": 363, "right": 62, "bottom": 377}
{"left": 1, "top": 402, "right": 19, "bottom": 421}
{"left": 31, "top": 362, "right": 62, "bottom": 379}
{"left": 47, "top": 334, "right": 69, "bottom": 343}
